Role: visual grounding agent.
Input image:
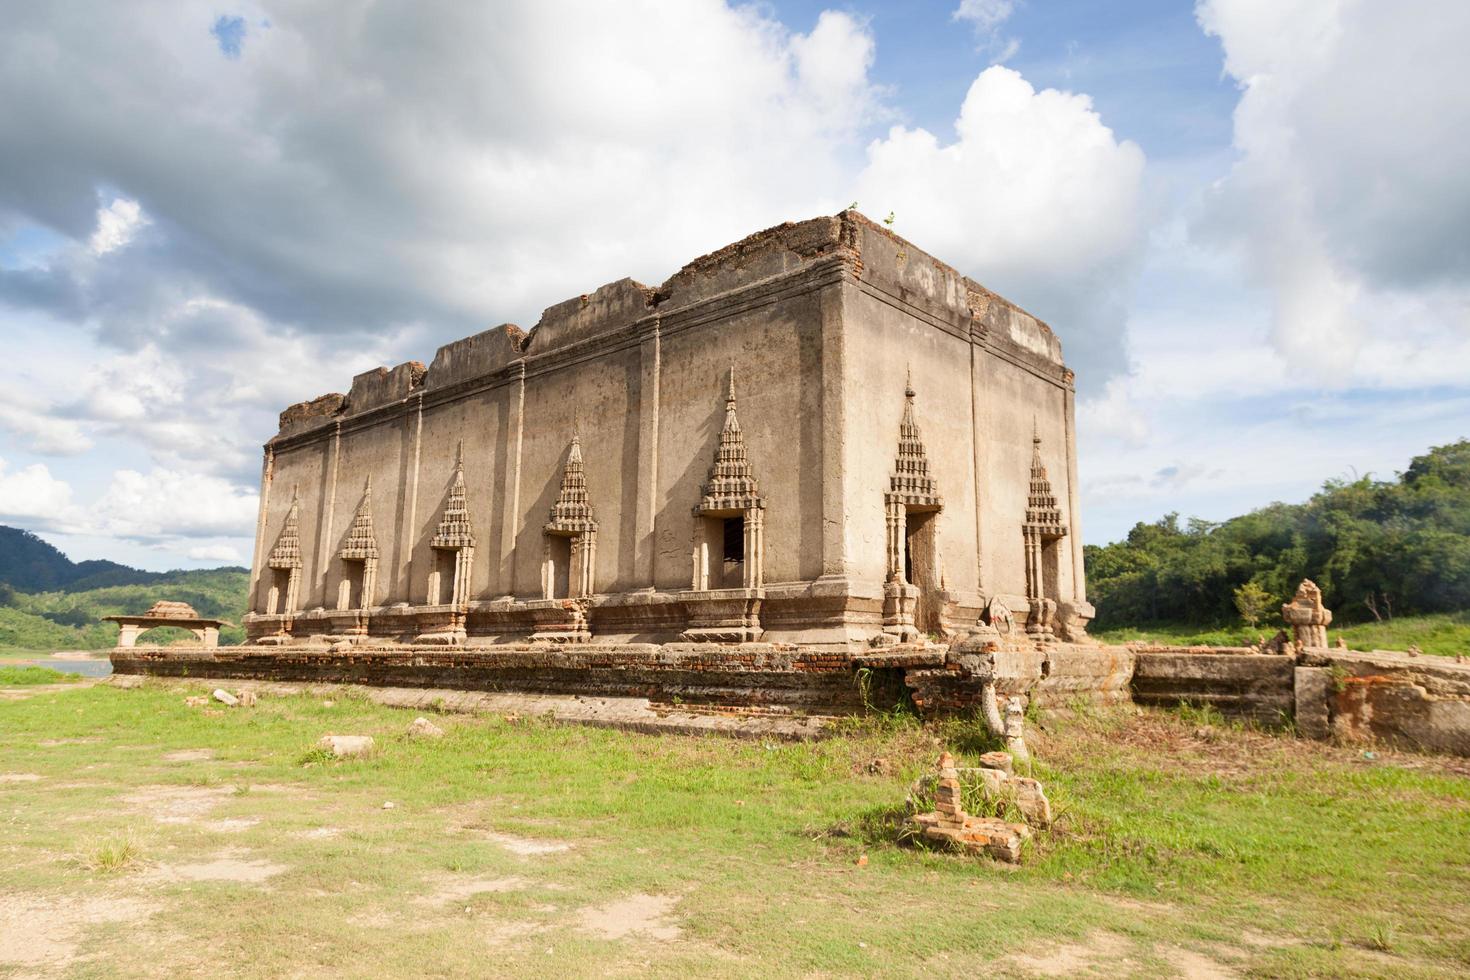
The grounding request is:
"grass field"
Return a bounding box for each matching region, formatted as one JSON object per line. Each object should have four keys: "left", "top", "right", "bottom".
{"left": 2, "top": 680, "right": 1468, "bottom": 978}
{"left": 0, "top": 664, "right": 80, "bottom": 686}
{"left": 1093, "top": 611, "right": 1470, "bottom": 657}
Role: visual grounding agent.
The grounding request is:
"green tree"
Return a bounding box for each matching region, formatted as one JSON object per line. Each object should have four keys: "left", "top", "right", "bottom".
{"left": 1232, "top": 581, "right": 1272, "bottom": 628}
{"left": 1086, "top": 439, "right": 1470, "bottom": 629}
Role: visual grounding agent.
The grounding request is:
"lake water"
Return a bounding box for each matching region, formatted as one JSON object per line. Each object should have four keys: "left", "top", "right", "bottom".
{"left": 28, "top": 656, "right": 113, "bottom": 678}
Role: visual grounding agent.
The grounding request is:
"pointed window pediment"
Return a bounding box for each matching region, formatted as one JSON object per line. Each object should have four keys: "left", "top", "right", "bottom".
{"left": 696, "top": 369, "right": 763, "bottom": 515}
{"left": 340, "top": 477, "right": 379, "bottom": 560}
{"left": 268, "top": 488, "right": 303, "bottom": 569}
{"left": 886, "top": 374, "right": 942, "bottom": 511}
{"left": 432, "top": 445, "right": 476, "bottom": 551}
{"left": 1025, "top": 431, "right": 1067, "bottom": 539}
{"left": 546, "top": 436, "right": 598, "bottom": 535}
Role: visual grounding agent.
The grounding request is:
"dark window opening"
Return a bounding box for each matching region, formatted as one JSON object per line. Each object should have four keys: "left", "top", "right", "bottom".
{"left": 723, "top": 517, "right": 745, "bottom": 563}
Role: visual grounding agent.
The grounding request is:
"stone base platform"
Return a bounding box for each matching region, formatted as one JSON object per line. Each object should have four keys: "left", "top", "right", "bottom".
{"left": 110, "top": 637, "right": 1131, "bottom": 726}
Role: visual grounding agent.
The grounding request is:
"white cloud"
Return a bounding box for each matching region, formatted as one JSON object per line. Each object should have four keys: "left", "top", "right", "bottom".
{"left": 1194, "top": 0, "right": 1470, "bottom": 377}
{"left": 92, "top": 467, "right": 259, "bottom": 541}
{"left": 855, "top": 66, "right": 1147, "bottom": 380}
{"left": 0, "top": 457, "right": 79, "bottom": 530}
{"left": 952, "top": 0, "right": 1019, "bottom": 60}
{"left": 0, "top": 398, "right": 91, "bottom": 455}
{"left": 186, "top": 543, "right": 244, "bottom": 563}
{"left": 88, "top": 198, "right": 148, "bottom": 256}
{"left": 953, "top": 0, "right": 1014, "bottom": 30}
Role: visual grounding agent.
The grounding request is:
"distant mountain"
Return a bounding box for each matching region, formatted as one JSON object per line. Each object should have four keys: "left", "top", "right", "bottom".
{"left": 0, "top": 526, "right": 245, "bottom": 593}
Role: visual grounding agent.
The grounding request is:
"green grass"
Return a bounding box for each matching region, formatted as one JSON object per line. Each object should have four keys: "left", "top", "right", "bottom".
{"left": 1, "top": 682, "right": 1467, "bottom": 977}
{"left": 1094, "top": 610, "right": 1470, "bottom": 657}
{"left": 0, "top": 663, "right": 80, "bottom": 684}
{"left": 1334, "top": 612, "right": 1470, "bottom": 657}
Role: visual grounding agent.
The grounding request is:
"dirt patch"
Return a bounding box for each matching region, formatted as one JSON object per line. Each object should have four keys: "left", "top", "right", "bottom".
{"left": 1168, "top": 948, "right": 1239, "bottom": 979}
{"left": 1005, "top": 931, "right": 1132, "bottom": 976}
{"left": 577, "top": 894, "right": 681, "bottom": 941}
{"left": 123, "top": 784, "right": 235, "bottom": 825}
{"left": 296, "top": 826, "right": 343, "bottom": 839}
{"left": 146, "top": 849, "right": 286, "bottom": 884}
{"left": 0, "top": 773, "right": 43, "bottom": 783}
{"left": 204, "top": 818, "right": 260, "bottom": 833}
{"left": 484, "top": 832, "right": 573, "bottom": 856}
{"left": 38, "top": 737, "right": 101, "bottom": 746}
{"left": 417, "top": 875, "right": 528, "bottom": 905}
{"left": 162, "top": 748, "right": 215, "bottom": 762}
{"left": 0, "top": 892, "right": 155, "bottom": 969}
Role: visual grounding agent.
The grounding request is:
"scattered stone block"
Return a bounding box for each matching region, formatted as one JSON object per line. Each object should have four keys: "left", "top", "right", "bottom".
{"left": 184, "top": 696, "right": 208, "bottom": 708}
{"left": 976, "top": 767, "right": 1007, "bottom": 796}
{"left": 318, "top": 735, "right": 375, "bottom": 758}
{"left": 236, "top": 690, "right": 258, "bottom": 707}
{"left": 407, "top": 717, "right": 445, "bottom": 739}
{"left": 978, "top": 751, "right": 1013, "bottom": 774}
{"left": 212, "top": 689, "right": 239, "bottom": 707}
{"left": 1010, "top": 777, "right": 1053, "bottom": 828}
{"left": 910, "top": 753, "right": 1037, "bottom": 863}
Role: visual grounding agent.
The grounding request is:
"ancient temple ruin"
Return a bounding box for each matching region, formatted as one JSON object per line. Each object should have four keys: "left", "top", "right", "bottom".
{"left": 238, "top": 211, "right": 1091, "bottom": 649}
{"left": 117, "top": 210, "right": 1115, "bottom": 721}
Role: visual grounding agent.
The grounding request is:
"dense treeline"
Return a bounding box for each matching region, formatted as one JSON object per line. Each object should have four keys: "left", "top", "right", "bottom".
{"left": 1085, "top": 440, "right": 1470, "bottom": 629}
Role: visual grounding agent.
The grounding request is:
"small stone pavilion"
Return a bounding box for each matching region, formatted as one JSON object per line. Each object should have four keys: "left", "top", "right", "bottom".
{"left": 105, "top": 601, "right": 231, "bottom": 649}
{"left": 241, "top": 211, "right": 1090, "bottom": 649}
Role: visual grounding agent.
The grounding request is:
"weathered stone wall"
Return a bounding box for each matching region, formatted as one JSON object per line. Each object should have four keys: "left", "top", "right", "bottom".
{"left": 246, "top": 211, "right": 1082, "bottom": 647}
{"left": 1131, "top": 644, "right": 1470, "bottom": 754}
{"left": 1131, "top": 648, "right": 1297, "bottom": 725}
{"left": 1300, "top": 648, "right": 1470, "bottom": 754}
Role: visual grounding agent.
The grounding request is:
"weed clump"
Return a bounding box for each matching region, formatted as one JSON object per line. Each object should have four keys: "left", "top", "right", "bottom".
{"left": 77, "top": 837, "right": 143, "bottom": 875}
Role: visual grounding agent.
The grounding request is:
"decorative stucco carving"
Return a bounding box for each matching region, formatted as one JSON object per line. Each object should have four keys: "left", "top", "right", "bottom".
{"left": 982, "top": 596, "right": 1014, "bottom": 636}
{"left": 685, "top": 369, "right": 765, "bottom": 642}
{"left": 691, "top": 368, "right": 765, "bottom": 592}
{"left": 264, "top": 487, "right": 303, "bottom": 625}
{"left": 338, "top": 477, "right": 379, "bottom": 613}
{"left": 427, "top": 444, "right": 475, "bottom": 631}
{"left": 268, "top": 487, "right": 303, "bottom": 570}
{"left": 884, "top": 371, "right": 943, "bottom": 640}
{"left": 1282, "top": 579, "right": 1332, "bottom": 650}
{"left": 1023, "top": 429, "right": 1067, "bottom": 637}
{"left": 544, "top": 435, "right": 598, "bottom": 601}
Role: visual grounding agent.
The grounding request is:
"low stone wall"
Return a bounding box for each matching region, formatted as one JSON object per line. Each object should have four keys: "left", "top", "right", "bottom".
{"left": 1130, "top": 647, "right": 1296, "bottom": 725}
{"left": 112, "top": 642, "right": 888, "bottom": 718}
{"left": 1298, "top": 648, "right": 1470, "bottom": 754}
{"left": 112, "top": 636, "right": 1127, "bottom": 724}
{"left": 1131, "top": 644, "right": 1470, "bottom": 755}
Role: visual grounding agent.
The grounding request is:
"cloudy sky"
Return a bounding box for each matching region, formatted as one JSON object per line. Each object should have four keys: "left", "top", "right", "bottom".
{"left": 1, "top": 0, "right": 1467, "bottom": 570}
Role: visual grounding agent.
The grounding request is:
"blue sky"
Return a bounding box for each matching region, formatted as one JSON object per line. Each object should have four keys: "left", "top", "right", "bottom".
{"left": 0, "top": 0, "right": 1466, "bottom": 570}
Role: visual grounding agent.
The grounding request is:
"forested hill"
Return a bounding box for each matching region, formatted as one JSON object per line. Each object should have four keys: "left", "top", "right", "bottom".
{"left": 1085, "top": 439, "right": 1470, "bottom": 630}
{"left": 0, "top": 527, "right": 249, "bottom": 650}
{"left": 0, "top": 526, "right": 170, "bottom": 591}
